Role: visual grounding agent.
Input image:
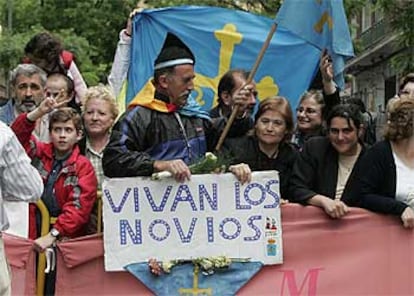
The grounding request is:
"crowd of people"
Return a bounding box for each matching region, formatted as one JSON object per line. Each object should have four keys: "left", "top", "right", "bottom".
{"left": 0, "top": 9, "right": 414, "bottom": 294}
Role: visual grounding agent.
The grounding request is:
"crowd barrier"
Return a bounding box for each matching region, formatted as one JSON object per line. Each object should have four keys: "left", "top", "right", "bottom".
{"left": 5, "top": 203, "right": 414, "bottom": 295}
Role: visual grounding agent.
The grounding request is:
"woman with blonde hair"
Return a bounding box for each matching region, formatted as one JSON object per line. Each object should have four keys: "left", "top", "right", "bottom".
{"left": 221, "top": 96, "right": 299, "bottom": 199}
{"left": 79, "top": 84, "right": 119, "bottom": 233}
{"left": 357, "top": 98, "right": 414, "bottom": 228}
{"left": 79, "top": 84, "right": 119, "bottom": 186}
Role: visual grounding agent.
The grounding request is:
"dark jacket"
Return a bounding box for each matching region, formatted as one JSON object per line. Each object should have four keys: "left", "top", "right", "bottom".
{"left": 289, "top": 136, "right": 365, "bottom": 206}
{"left": 356, "top": 140, "right": 408, "bottom": 216}
{"left": 103, "top": 92, "right": 251, "bottom": 177}
{"left": 222, "top": 136, "right": 299, "bottom": 200}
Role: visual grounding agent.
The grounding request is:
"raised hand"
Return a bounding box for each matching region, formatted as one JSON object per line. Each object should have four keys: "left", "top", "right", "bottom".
{"left": 320, "top": 49, "right": 336, "bottom": 95}
{"left": 232, "top": 83, "right": 257, "bottom": 117}
{"left": 320, "top": 49, "right": 333, "bottom": 83}
{"left": 126, "top": 8, "right": 144, "bottom": 37}
{"left": 28, "top": 89, "right": 72, "bottom": 122}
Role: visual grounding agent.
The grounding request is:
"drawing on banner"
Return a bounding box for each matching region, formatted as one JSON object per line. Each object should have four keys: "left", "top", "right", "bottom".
{"left": 265, "top": 216, "right": 279, "bottom": 256}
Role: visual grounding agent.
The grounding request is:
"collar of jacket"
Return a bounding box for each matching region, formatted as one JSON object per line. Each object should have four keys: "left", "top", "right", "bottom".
{"left": 42, "top": 142, "right": 81, "bottom": 169}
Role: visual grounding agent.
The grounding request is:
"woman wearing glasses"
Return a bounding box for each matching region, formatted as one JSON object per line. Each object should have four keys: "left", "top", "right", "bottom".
{"left": 356, "top": 98, "right": 414, "bottom": 228}
{"left": 289, "top": 104, "right": 366, "bottom": 218}
{"left": 291, "top": 53, "right": 340, "bottom": 150}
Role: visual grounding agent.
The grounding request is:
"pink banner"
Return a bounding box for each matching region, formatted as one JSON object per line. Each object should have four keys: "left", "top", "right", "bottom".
{"left": 3, "top": 234, "right": 36, "bottom": 295}
{"left": 5, "top": 204, "right": 414, "bottom": 295}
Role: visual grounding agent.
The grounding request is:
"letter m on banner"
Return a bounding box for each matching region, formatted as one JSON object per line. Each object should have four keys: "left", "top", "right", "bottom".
{"left": 280, "top": 268, "right": 324, "bottom": 296}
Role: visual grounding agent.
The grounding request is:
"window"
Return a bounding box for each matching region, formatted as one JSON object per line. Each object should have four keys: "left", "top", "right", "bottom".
{"left": 362, "top": 3, "right": 373, "bottom": 32}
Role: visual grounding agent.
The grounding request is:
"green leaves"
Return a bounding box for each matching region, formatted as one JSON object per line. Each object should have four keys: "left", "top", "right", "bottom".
{"left": 0, "top": 0, "right": 137, "bottom": 85}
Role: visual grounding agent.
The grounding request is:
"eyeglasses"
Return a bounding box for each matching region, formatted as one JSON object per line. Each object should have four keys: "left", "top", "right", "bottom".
{"left": 296, "top": 107, "right": 319, "bottom": 115}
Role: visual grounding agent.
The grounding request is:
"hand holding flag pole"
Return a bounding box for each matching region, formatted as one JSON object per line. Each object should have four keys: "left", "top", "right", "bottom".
{"left": 214, "top": 22, "right": 278, "bottom": 152}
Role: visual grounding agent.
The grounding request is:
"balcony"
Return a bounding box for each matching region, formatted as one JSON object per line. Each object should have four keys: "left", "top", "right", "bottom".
{"left": 358, "top": 19, "right": 393, "bottom": 50}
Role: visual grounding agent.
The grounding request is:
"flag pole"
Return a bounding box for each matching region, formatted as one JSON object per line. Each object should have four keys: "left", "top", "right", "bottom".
{"left": 215, "top": 22, "right": 278, "bottom": 152}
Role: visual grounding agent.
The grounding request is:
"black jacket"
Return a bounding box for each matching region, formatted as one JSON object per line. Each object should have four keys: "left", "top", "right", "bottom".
{"left": 356, "top": 140, "right": 408, "bottom": 216}
{"left": 221, "top": 136, "right": 299, "bottom": 200}
{"left": 289, "top": 136, "right": 365, "bottom": 205}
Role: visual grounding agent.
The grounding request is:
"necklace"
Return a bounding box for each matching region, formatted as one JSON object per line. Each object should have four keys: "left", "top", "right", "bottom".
{"left": 270, "top": 149, "right": 279, "bottom": 159}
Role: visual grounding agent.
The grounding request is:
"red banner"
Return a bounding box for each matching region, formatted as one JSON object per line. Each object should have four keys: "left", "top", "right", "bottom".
{"left": 5, "top": 204, "right": 414, "bottom": 295}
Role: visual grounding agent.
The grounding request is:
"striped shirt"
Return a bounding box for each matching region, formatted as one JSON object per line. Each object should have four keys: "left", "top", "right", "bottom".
{"left": 0, "top": 121, "right": 43, "bottom": 231}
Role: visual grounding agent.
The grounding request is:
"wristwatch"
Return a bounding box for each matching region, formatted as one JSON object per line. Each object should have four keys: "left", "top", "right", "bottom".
{"left": 50, "top": 228, "right": 60, "bottom": 238}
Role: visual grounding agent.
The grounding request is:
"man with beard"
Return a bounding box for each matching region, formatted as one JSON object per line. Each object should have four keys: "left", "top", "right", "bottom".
{"left": 0, "top": 64, "right": 48, "bottom": 238}
{"left": 0, "top": 64, "right": 49, "bottom": 140}
{"left": 103, "top": 33, "right": 252, "bottom": 182}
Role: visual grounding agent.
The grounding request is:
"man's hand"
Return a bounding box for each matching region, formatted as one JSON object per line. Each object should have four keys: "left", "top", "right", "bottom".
{"left": 232, "top": 83, "right": 257, "bottom": 117}
{"left": 154, "top": 159, "right": 191, "bottom": 183}
{"left": 229, "top": 163, "right": 252, "bottom": 185}
{"left": 401, "top": 207, "right": 414, "bottom": 229}
{"left": 33, "top": 233, "right": 56, "bottom": 253}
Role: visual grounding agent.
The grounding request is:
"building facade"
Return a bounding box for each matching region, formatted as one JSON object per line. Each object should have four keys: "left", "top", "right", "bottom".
{"left": 345, "top": 2, "right": 405, "bottom": 115}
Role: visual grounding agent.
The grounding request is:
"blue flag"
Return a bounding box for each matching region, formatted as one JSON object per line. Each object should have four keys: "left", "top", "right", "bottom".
{"left": 125, "top": 261, "right": 263, "bottom": 296}
{"left": 126, "top": 6, "right": 321, "bottom": 112}
{"left": 275, "top": 0, "right": 354, "bottom": 89}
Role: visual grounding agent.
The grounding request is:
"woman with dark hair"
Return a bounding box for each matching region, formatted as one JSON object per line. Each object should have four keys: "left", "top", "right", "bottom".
{"left": 24, "top": 32, "right": 87, "bottom": 104}
{"left": 221, "top": 96, "right": 299, "bottom": 199}
{"left": 398, "top": 73, "right": 414, "bottom": 99}
{"left": 290, "top": 104, "right": 366, "bottom": 218}
{"left": 356, "top": 98, "right": 414, "bottom": 228}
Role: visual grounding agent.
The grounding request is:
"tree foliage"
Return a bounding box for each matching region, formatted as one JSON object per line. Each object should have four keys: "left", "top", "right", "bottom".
{"left": 143, "top": 0, "right": 280, "bottom": 17}
{"left": 1, "top": 0, "right": 409, "bottom": 88}
{"left": 0, "top": 0, "right": 137, "bottom": 86}
{"left": 376, "top": 0, "right": 414, "bottom": 74}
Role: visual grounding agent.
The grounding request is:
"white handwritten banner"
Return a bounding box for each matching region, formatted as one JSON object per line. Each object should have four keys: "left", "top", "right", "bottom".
{"left": 102, "top": 171, "right": 283, "bottom": 271}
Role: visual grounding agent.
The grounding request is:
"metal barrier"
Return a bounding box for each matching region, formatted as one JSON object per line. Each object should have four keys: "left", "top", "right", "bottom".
{"left": 35, "top": 200, "right": 53, "bottom": 296}
{"left": 34, "top": 191, "right": 103, "bottom": 295}
{"left": 96, "top": 191, "right": 102, "bottom": 233}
